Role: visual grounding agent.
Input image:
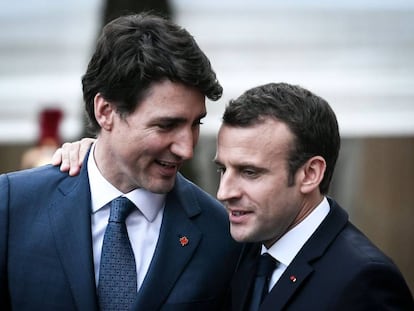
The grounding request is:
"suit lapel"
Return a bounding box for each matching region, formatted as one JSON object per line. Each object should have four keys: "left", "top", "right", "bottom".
{"left": 261, "top": 198, "right": 349, "bottom": 310}
{"left": 235, "top": 249, "right": 314, "bottom": 311}
{"left": 261, "top": 261, "right": 313, "bottom": 310}
{"left": 48, "top": 156, "right": 98, "bottom": 311}
{"left": 132, "top": 174, "right": 202, "bottom": 310}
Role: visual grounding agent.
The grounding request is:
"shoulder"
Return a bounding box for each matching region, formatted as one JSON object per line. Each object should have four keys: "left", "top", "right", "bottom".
{"left": 316, "top": 205, "right": 396, "bottom": 272}
{"left": 329, "top": 228, "right": 414, "bottom": 308}
{"left": 1, "top": 164, "right": 70, "bottom": 197}
{"left": 302, "top": 212, "right": 414, "bottom": 308}
{"left": 3, "top": 164, "right": 66, "bottom": 180}
{"left": 325, "top": 204, "right": 394, "bottom": 269}
{"left": 322, "top": 198, "right": 393, "bottom": 265}
{"left": 321, "top": 211, "right": 413, "bottom": 301}
{"left": 307, "top": 198, "right": 406, "bottom": 283}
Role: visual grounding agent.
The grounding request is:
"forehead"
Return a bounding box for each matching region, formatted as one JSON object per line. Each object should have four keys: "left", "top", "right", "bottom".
{"left": 136, "top": 80, "right": 206, "bottom": 117}
{"left": 216, "top": 119, "right": 293, "bottom": 162}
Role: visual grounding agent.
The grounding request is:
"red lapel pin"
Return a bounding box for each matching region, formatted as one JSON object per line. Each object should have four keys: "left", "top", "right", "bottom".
{"left": 290, "top": 275, "right": 297, "bottom": 283}
{"left": 179, "top": 236, "right": 189, "bottom": 246}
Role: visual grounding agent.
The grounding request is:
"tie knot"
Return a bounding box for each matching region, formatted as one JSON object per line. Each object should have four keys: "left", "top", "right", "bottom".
{"left": 256, "top": 253, "right": 277, "bottom": 277}
{"left": 109, "top": 197, "right": 135, "bottom": 223}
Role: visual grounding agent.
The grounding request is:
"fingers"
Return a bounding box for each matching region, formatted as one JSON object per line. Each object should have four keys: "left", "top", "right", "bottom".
{"left": 50, "top": 138, "right": 95, "bottom": 176}
{"left": 65, "top": 138, "right": 95, "bottom": 176}
{"left": 66, "top": 141, "right": 82, "bottom": 176}
{"left": 50, "top": 147, "right": 63, "bottom": 166}
{"left": 50, "top": 141, "right": 81, "bottom": 175}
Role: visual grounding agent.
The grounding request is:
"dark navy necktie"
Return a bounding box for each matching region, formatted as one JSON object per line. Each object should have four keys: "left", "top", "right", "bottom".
{"left": 98, "top": 196, "right": 137, "bottom": 311}
{"left": 247, "top": 253, "right": 278, "bottom": 311}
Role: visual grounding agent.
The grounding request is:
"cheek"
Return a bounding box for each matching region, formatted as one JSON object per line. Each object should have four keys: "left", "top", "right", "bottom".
{"left": 256, "top": 200, "right": 294, "bottom": 244}
{"left": 255, "top": 184, "right": 291, "bottom": 221}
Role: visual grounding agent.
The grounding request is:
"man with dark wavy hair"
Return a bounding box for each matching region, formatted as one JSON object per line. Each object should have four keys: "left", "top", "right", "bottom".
{"left": 0, "top": 13, "right": 241, "bottom": 310}
{"left": 215, "top": 82, "right": 413, "bottom": 310}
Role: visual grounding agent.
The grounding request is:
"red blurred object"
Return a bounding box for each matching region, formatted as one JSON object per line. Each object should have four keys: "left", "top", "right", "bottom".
{"left": 21, "top": 107, "right": 64, "bottom": 169}
{"left": 38, "top": 108, "right": 63, "bottom": 146}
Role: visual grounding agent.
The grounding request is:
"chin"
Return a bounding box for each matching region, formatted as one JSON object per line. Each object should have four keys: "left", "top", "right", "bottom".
{"left": 148, "top": 181, "right": 176, "bottom": 194}
{"left": 230, "top": 230, "right": 250, "bottom": 243}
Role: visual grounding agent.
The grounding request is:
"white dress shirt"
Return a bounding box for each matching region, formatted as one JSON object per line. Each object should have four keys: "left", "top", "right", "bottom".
{"left": 263, "top": 197, "right": 330, "bottom": 290}
{"left": 87, "top": 144, "right": 165, "bottom": 290}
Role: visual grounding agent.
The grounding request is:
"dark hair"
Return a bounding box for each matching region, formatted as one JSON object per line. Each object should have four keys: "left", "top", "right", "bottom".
{"left": 82, "top": 12, "right": 223, "bottom": 133}
{"left": 222, "top": 82, "right": 340, "bottom": 194}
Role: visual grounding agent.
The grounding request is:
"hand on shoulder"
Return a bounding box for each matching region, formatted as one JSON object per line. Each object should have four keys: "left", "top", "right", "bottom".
{"left": 51, "top": 138, "right": 95, "bottom": 176}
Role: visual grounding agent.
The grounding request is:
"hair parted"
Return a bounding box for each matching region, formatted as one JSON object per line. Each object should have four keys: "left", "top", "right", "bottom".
{"left": 82, "top": 12, "right": 223, "bottom": 134}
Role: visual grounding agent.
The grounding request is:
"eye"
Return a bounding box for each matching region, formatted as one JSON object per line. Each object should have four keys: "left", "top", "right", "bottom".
{"left": 216, "top": 166, "right": 225, "bottom": 175}
{"left": 157, "top": 122, "right": 176, "bottom": 130}
{"left": 192, "top": 119, "right": 204, "bottom": 128}
{"left": 241, "top": 168, "right": 259, "bottom": 179}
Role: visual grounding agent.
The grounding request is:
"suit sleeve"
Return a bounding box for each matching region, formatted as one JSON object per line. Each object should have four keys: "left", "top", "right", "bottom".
{"left": 333, "top": 261, "right": 414, "bottom": 310}
{"left": 0, "top": 174, "right": 11, "bottom": 309}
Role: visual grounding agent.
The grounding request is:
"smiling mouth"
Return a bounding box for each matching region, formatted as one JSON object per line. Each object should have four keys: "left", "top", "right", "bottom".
{"left": 156, "top": 160, "right": 178, "bottom": 169}
{"left": 231, "top": 211, "right": 251, "bottom": 216}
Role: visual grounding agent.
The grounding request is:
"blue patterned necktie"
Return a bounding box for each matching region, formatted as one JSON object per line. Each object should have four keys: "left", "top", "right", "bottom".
{"left": 248, "top": 253, "right": 278, "bottom": 311}
{"left": 98, "top": 196, "right": 137, "bottom": 311}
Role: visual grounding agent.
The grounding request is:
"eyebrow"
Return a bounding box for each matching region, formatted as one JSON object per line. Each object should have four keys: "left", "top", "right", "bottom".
{"left": 213, "top": 158, "right": 268, "bottom": 172}
{"left": 156, "top": 112, "right": 207, "bottom": 123}
{"left": 213, "top": 158, "right": 221, "bottom": 165}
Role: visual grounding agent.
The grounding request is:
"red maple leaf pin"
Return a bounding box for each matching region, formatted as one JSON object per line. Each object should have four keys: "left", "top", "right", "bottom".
{"left": 179, "top": 236, "right": 189, "bottom": 246}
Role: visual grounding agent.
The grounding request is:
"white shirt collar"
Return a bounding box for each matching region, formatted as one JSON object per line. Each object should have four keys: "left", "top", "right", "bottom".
{"left": 87, "top": 143, "right": 166, "bottom": 222}
{"left": 263, "top": 197, "right": 330, "bottom": 266}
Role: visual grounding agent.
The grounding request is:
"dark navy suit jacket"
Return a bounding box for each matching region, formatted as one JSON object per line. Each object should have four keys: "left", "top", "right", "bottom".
{"left": 231, "top": 198, "right": 414, "bottom": 311}
{"left": 0, "top": 154, "right": 242, "bottom": 310}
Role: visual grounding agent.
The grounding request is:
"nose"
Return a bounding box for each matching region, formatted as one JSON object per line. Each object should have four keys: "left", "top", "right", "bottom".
{"left": 216, "top": 170, "right": 240, "bottom": 202}
{"left": 170, "top": 127, "right": 198, "bottom": 160}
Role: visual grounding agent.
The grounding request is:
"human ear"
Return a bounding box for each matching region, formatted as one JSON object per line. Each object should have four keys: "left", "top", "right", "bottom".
{"left": 94, "top": 93, "right": 114, "bottom": 131}
{"left": 299, "top": 156, "right": 326, "bottom": 194}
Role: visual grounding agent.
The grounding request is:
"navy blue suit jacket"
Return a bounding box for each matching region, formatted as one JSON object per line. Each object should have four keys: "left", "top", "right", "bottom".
{"left": 231, "top": 198, "right": 414, "bottom": 311}
{"left": 0, "top": 156, "right": 242, "bottom": 310}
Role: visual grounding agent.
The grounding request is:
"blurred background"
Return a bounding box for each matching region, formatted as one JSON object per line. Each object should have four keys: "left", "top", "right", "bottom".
{"left": 0, "top": 0, "right": 413, "bottom": 292}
